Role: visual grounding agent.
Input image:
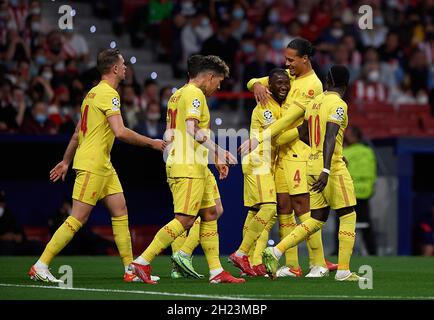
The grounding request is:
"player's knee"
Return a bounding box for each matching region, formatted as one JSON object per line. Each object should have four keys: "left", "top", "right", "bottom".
{"left": 292, "top": 194, "right": 309, "bottom": 215}
{"left": 200, "top": 207, "right": 218, "bottom": 222}
{"left": 175, "top": 214, "right": 195, "bottom": 229}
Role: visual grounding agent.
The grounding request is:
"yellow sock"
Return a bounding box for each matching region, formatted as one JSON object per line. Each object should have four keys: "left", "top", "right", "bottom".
{"left": 179, "top": 217, "right": 201, "bottom": 256}
{"left": 141, "top": 218, "right": 184, "bottom": 263}
{"left": 239, "top": 204, "right": 276, "bottom": 254}
{"left": 200, "top": 220, "right": 222, "bottom": 271}
{"left": 251, "top": 213, "right": 276, "bottom": 266}
{"left": 338, "top": 211, "right": 356, "bottom": 270}
{"left": 243, "top": 210, "right": 256, "bottom": 238}
{"left": 279, "top": 213, "right": 299, "bottom": 268}
{"left": 171, "top": 231, "right": 187, "bottom": 253}
{"left": 276, "top": 217, "right": 324, "bottom": 254}
{"left": 244, "top": 210, "right": 257, "bottom": 257}
{"left": 299, "top": 212, "right": 326, "bottom": 267}
{"left": 111, "top": 215, "right": 133, "bottom": 267}
{"left": 40, "top": 216, "right": 82, "bottom": 265}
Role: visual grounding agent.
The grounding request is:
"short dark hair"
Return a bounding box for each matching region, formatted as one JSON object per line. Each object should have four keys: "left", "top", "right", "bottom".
{"left": 269, "top": 68, "right": 289, "bottom": 80}
{"left": 287, "top": 38, "right": 315, "bottom": 58}
{"left": 97, "top": 48, "right": 121, "bottom": 75}
{"left": 328, "top": 64, "right": 350, "bottom": 87}
{"left": 187, "top": 55, "right": 204, "bottom": 79}
{"left": 198, "top": 55, "right": 230, "bottom": 78}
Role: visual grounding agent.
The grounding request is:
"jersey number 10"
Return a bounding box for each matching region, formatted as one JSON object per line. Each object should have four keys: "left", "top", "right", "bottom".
{"left": 308, "top": 115, "right": 321, "bottom": 147}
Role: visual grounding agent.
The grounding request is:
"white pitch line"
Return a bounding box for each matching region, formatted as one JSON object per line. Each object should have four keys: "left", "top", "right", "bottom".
{"left": 1, "top": 283, "right": 433, "bottom": 300}
{"left": 0, "top": 283, "right": 255, "bottom": 300}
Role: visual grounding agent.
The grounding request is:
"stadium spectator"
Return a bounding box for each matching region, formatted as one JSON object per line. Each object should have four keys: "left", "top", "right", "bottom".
{"left": 406, "top": 49, "right": 433, "bottom": 100}
{"left": 242, "top": 42, "right": 276, "bottom": 92}
{"left": 124, "top": 63, "right": 142, "bottom": 96}
{"left": 0, "top": 82, "right": 25, "bottom": 133}
{"left": 121, "top": 84, "right": 141, "bottom": 130}
{"left": 181, "top": 12, "right": 213, "bottom": 70}
{"left": 135, "top": 101, "right": 165, "bottom": 138}
{"left": 140, "top": 78, "right": 160, "bottom": 111}
{"left": 201, "top": 20, "right": 239, "bottom": 89}
{"left": 341, "top": 126, "right": 378, "bottom": 256}
{"left": 20, "top": 101, "right": 58, "bottom": 135}
{"left": 0, "top": 190, "right": 43, "bottom": 255}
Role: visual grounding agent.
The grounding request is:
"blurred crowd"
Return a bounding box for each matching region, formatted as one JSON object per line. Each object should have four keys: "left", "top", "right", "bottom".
{"left": 1, "top": 0, "right": 434, "bottom": 136}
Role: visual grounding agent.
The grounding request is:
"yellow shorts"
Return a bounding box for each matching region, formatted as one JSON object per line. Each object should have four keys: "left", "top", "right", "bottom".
{"left": 274, "top": 159, "right": 308, "bottom": 195}
{"left": 244, "top": 173, "right": 276, "bottom": 208}
{"left": 168, "top": 168, "right": 219, "bottom": 216}
{"left": 72, "top": 170, "right": 123, "bottom": 206}
{"left": 308, "top": 170, "right": 357, "bottom": 210}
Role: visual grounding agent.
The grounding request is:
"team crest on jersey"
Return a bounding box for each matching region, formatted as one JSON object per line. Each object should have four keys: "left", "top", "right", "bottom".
{"left": 308, "top": 89, "right": 314, "bottom": 97}
{"left": 263, "top": 110, "right": 273, "bottom": 124}
{"left": 192, "top": 98, "right": 201, "bottom": 108}
{"left": 112, "top": 97, "right": 120, "bottom": 111}
{"left": 331, "top": 107, "right": 345, "bottom": 121}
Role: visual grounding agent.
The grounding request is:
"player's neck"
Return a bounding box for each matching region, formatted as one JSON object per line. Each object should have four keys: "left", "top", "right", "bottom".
{"left": 101, "top": 75, "right": 119, "bottom": 90}
{"left": 298, "top": 62, "right": 313, "bottom": 78}
{"left": 188, "top": 78, "right": 205, "bottom": 94}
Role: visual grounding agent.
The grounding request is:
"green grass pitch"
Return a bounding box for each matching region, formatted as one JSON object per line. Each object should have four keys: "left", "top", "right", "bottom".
{"left": 1, "top": 256, "right": 434, "bottom": 300}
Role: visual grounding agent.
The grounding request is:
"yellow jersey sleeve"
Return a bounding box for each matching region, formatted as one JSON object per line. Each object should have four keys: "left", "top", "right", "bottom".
{"left": 326, "top": 97, "right": 348, "bottom": 127}
{"left": 184, "top": 88, "right": 206, "bottom": 122}
{"left": 97, "top": 91, "right": 121, "bottom": 118}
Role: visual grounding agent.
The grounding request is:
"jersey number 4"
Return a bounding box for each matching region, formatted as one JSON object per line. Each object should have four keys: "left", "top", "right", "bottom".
{"left": 80, "top": 105, "right": 89, "bottom": 136}
{"left": 308, "top": 115, "right": 321, "bottom": 147}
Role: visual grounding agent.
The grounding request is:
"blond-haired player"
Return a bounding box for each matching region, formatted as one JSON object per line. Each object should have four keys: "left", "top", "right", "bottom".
{"left": 28, "top": 48, "right": 165, "bottom": 283}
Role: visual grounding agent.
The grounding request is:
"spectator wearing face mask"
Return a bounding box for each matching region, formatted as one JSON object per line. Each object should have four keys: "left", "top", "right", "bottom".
{"left": 135, "top": 101, "right": 165, "bottom": 138}
{"left": 359, "top": 11, "right": 388, "bottom": 48}
{"left": 20, "top": 100, "right": 58, "bottom": 134}
{"left": 121, "top": 84, "right": 141, "bottom": 129}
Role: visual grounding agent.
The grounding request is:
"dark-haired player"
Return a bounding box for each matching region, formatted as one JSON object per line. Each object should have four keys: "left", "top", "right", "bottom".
{"left": 262, "top": 65, "right": 364, "bottom": 282}
{"left": 241, "top": 38, "right": 336, "bottom": 278}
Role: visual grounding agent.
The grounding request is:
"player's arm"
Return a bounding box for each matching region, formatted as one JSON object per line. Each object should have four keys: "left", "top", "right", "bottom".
{"left": 275, "top": 120, "right": 309, "bottom": 146}
{"left": 238, "top": 106, "right": 305, "bottom": 156}
{"left": 311, "top": 122, "right": 339, "bottom": 192}
{"left": 186, "top": 119, "right": 236, "bottom": 179}
{"left": 247, "top": 76, "right": 271, "bottom": 106}
{"left": 49, "top": 120, "right": 81, "bottom": 182}
{"left": 108, "top": 114, "right": 166, "bottom": 151}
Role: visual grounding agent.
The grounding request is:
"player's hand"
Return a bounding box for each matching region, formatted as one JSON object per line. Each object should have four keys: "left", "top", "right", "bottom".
{"left": 215, "top": 163, "right": 229, "bottom": 180}
{"left": 311, "top": 172, "right": 329, "bottom": 192}
{"left": 151, "top": 139, "right": 166, "bottom": 152}
{"left": 253, "top": 82, "right": 271, "bottom": 106}
{"left": 50, "top": 161, "right": 69, "bottom": 182}
{"left": 238, "top": 138, "right": 259, "bottom": 156}
{"left": 224, "top": 150, "right": 237, "bottom": 166}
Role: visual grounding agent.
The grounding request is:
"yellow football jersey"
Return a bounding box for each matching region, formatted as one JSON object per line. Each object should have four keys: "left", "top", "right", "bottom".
{"left": 73, "top": 80, "right": 121, "bottom": 176}
{"left": 242, "top": 98, "right": 281, "bottom": 175}
{"left": 166, "top": 83, "right": 210, "bottom": 178}
{"left": 247, "top": 69, "right": 323, "bottom": 162}
{"left": 305, "top": 91, "right": 348, "bottom": 175}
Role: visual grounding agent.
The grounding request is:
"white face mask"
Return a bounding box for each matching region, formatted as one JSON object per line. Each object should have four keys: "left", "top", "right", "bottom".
{"left": 417, "top": 93, "right": 428, "bottom": 104}
{"left": 298, "top": 14, "right": 309, "bottom": 24}
{"left": 0, "top": 207, "right": 4, "bottom": 218}
{"left": 368, "top": 70, "right": 380, "bottom": 82}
